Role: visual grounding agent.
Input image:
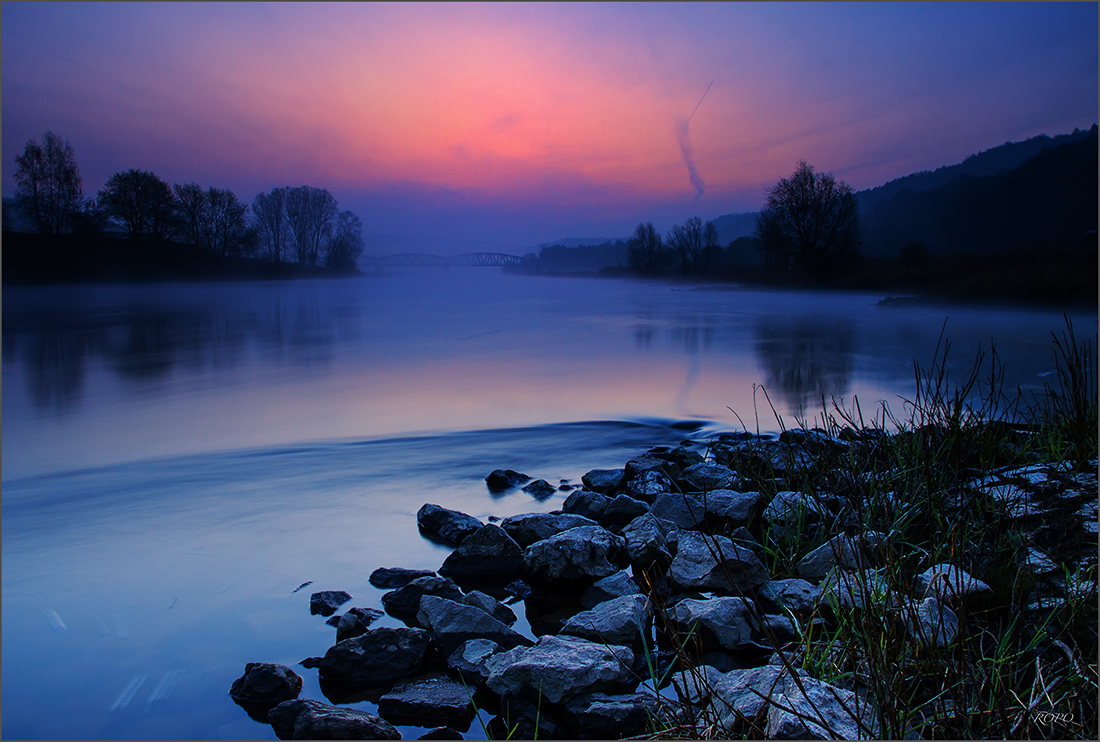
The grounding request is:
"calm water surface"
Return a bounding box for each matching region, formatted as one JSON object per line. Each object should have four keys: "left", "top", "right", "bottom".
{"left": 3, "top": 270, "right": 1089, "bottom": 739}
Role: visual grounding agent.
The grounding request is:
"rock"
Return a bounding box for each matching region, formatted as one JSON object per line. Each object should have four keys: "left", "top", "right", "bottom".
{"left": 625, "top": 470, "right": 674, "bottom": 502}
{"left": 668, "top": 531, "right": 769, "bottom": 594}
{"left": 670, "top": 664, "right": 728, "bottom": 706}
{"left": 462, "top": 590, "right": 517, "bottom": 625}
{"left": 562, "top": 692, "right": 659, "bottom": 739}
{"left": 503, "top": 579, "right": 533, "bottom": 602}
{"left": 486, "top": 469, "right": 531, "bottom": 491}
{"left": 679, "top": 462, "right": 739, "bottom": 492}
{"left": 818, "top": 568, "right": 893, "bottom": 611}
{"left": 416, "top": 595, "right": 533, "bottom": 657}
{"left": 763, "top": 490, "right": 825, "bottom": 524}
{"left": 625, "top": 453, "right": 681, "bottom": 482}
{"left": 797, "top": 534, "right": 866, "bottom": 581}
{"left": 621, "top": 513, "right": 679, "bottom": 572}
{"left": 318, "top": 626, "right": 433, "bottom": 683}
{"left": 765, "top": 682, "right": 877, "bottom": 740}
{"left": 581, "top": 468, "right": 625, "bottom": 494}
{"left": 310, "top": 591, "right": 352, "bottom": 617}
{"left": 377, "top": 673, "right": 477, "bottom": 730}
{"left": 268, "top": 698, "right": 400, "bottom": 740}
{"left": 649, "top": 492, "right": 707, "bottom": 530}
{"left": 229, "top": 663, "right": 302, "bottom": 711}
{"left": 335, "top": 607, "right": 385, "bottom": 642}
{"left": 369, "top": 567, "right": 437, "bottom": 589}
{"left": 418, "top": 728, "right": 464, "bottom": 740}
{"left": 758, "top": 578, "right": 823, "bottom": 615}
{"left": 524, "top": 525, "right": 629, "bottom": 585}
{"left": 913, "top": 564, "right": 993, "bottom": 607}
{"left": 560, "top": 594, "right": 653, "bottom": 646}
{"left": 755, "top": 614, "right": 799, "bottom": 646}
{"left": 381, "top": 575, "right": 464, "bottom": 623}
{"left": 1019, "top": 547, "right": 1060, "bottom": 578}
{"left": 438, "top": 524, "right": 525, "bottom": 583}
{"left": 447, "top": 638, "right": 501, "bottom": 686}
{"left": 599, "top": 494, "right": 650, "bottom": 528}
{"left": 500, "top": 512, "right": 598, "bottom": 548}
{"left": 522, "top": 479, "right": 557, "bottom": 500}
{"left": 903, "top": 596, "right": 959, "bottom": 648}
{"left": 562, "top": 489, "right": 612, "bottom": 521}
{"left": 417, "top": 504, "right": 484, "bottom": 546}
{"left": 490, "top": 694, "right": 565, "bottom": 740}
{"left": 701, "top": 489, "right": 763, "bottom": 525}
{"left": 485, "top": 634, "right": 636, "bottom": 705}
{"left": 711, "top": 664, "right": 813, "bottom": 726}
{"left": 579, "top": 569, "right": 643, "bottom": 609}
{"left": 668, "top": 597, "right": 755, "bottom": 652}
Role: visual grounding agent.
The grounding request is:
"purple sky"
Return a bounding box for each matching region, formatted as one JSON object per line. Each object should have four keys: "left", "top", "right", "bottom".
{"left": 3, "top": 2, "right": 1096, "bottom": 253}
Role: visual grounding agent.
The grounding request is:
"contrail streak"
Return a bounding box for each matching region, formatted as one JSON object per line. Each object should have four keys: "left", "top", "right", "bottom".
{"left": 688, "top": 80, "right": 715, "bottom": 123}
{"left": 677, "top": 80, "right": 715, "bottom": 203}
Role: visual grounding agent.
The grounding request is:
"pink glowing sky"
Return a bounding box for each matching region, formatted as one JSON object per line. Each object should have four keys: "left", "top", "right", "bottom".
{"left": 3, "top": 2, "right": 1096, "bottom": 252}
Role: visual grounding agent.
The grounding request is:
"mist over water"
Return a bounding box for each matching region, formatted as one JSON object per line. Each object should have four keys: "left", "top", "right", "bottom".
{"left": 2, "top": 270, "right": 1089, "bottom": 739}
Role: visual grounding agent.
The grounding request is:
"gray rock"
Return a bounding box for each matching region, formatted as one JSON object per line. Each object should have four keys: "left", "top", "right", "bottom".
{"left": 335, "top": 607, "right": 385, "bottom": 642}
{"left": 562, "top": 692, "right": 659, "bottom": 739}
{"left": 702, "top": 489, "right": 763, "bottom": 525}
{"left": 818, "top": 568, "right": 893, "bottom": 611}
{"left": 581, "top": 468, "right": 625, "bottom": 494}
{"left": 447, "top": 638, "right": 501, "bottom": 686}
{"left": 758, "top": 578, "right": 823, "bottom": 615}
{"left": 599, "top": 494, "right": 650, "bottom": 528}
{"left": 649, "top": 492, "right": 707, "bottom": 530}
{"left": 712, "top": 664, "right": 813, "bottom": 726}
{"left": 486, "top": 469, "right": 530, "bottom": 491}
{"left": 377, "top": 673, "right": 477, "bottom": 729}
{"left": 763, "top": 490, "right": 825, "bottom": 524}
{"left": 797, "top": 535, "right": 866, "bottom": 581}
{"left": 524, "top": 525, "right": 628, "bottom": 585}
{"left": 755, "top": 614, "right": 799, "bottom": 646}
{"left": 522, "top": 479, "right": 557, "bottom": 500}
{"left": 500, "top": 512, "right": 598, "bottom": 548}
{"left": 485, "top": 634, "right": 636, "bottom": 705}
{"left": 310, "top": 590, "right": 352, "bottom": 617}
{"left": 621, "top": 513, "right": 679, "bottom": 571}
{"left": 670, "top": 664, "right": 728, "bottom": 706}
{"left": 913, "top": 564, "right": 993, "bottom": 607}
{"left": 490, "top": 695, "right": 565, "bottom": 740}
{"left": 417, "top": 504, "right": 484, "bottom": 546}
{"left": 580, "top": 569, "right": 643, "bottom": 609}
{"left": 668, "top": 597, "right": 755, "bottom": 652}
{"left": 903, "top": 596, "right": 959, "bottom": 648}
{"left": 562, "top": 489, "right": 612, "bottom": 521}
{"left": 381, "top": 575, "right": 464, "bottom": 623}
{"left": 418, "top": 728, "right": 464, "bottom": 740}
{"left": 416, "top": 595, "right": 533, "bottom": 657}
{"left": 561, "top": 594, "right": 653, "bottom": 646}
{"left": 765, "top": 682, "right": 877, "bottom": 740}
{"left": 229, "top": 663, "right": 302, "bottom": 709}
{"left": 668, "top": 531, "right": 769, "bottom": 594}
{"left": 269, "top": 698, "right": 400, "bottom": 740}
{"left": 369, "top": 567, "right": 437, "bottom": 589}
{"left": 625, "top": 470, "right": 674, "bottom": 502}
{"left": 318, "top": 626, "right": 432, "bottom": 683}
{"left": 438, "top": 524, "right": 525, "bottom": 583}
{"left": 1019, "top": 547, "right": 1060, "bottom": 578}
{"left": 625, "top": 453, "right": 680, "bottom": 482}
{"left": 679, "top": 462, "right": 739, "bottom": 492}
{"left": 462, "top": 590, "right": 517, "bottom": 625}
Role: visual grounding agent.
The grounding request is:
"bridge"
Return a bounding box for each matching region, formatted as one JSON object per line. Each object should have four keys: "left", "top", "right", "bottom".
{"left": 360, "top": 252, "right": 526, "bottom": 268}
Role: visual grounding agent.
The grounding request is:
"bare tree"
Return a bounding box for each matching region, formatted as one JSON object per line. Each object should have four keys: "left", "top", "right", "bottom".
{"left": 325, "top": 210, "right": 364, "bottom": 271}
{"left": 173, "top": 182, "right": 208, "bottom": 247}
{"left": 98, "top": 169, "right": 175, "bottom": 239}
{"left": 252, "top": 187, "right": 291, "bottom": 263}
{"left": 666, "top": 216, "right": 705, "bottom": 273}
{"left": 13, "top": 131, "right": 85, "bottom": 234}
{"left": 627, "top": 221, "right": 666, "bottom": 275}
{"left": 202, "top": 187, "right": 249, "bottom": 257}
{"left": 285, "top": 185, "right": 337, "bottom": 266}
{"left": 761, "top": 160, "right": 860, "bottom": 276}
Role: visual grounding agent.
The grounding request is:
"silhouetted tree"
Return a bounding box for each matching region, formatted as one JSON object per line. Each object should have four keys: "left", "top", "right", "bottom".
{"left": 755, "top": 207, "right": 793, "bottom": 268}
{"left": 285, "top": 185, "right": 337, "bottom": 266}
{"left": 173, "top": 182, "right": 208, "bottom": 247}
{"left": 252, "top": 187, "right": 291, "bottom": 264}
{"left": 760, "top": 160, "right": 860, "bottom": 277}
{"left": 13, "top": 131, "right": 85, "bottom": 234}
{"left": 203, "top": 187, "right": 249, "bottom": 257}
{"left": 98, "top": 169, "right": 176, "bottom": 239}
{"left": 667, "top": 216, "right": 705, "bottom": 273}
{"left": 627, "top": 222, "right": 666, "bottom": 275}
{"left": 325, "top": 210, "right": 364, "bottom": 271}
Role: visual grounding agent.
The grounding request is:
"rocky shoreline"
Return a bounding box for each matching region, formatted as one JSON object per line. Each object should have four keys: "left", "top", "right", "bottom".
{"left": 229, "top": 428, "right": 1098, "bottom": 740}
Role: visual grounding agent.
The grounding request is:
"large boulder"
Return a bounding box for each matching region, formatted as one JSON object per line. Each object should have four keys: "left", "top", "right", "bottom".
{"left": 621, "top": 514, "right": 679, "bottom": 572}
{"left": 562, "top": 692, "right": 659, "bottom": 739}
{"left": 560, "top": 594, "right": 653, "bottom": 646}
{"left": 381, "top": 575, "right": 464, "bottom": 623}
{"left": 580, "top": 569, "right": 643, "bottom": 609}
{"left": 229, "top": 663, "right": 302, "bottom": 711}
{"left": 369, "top": 567, "right": 437, "bottom": 589}
{"left": 679, "top": 462, "right": 739, "bottom": 492}
{"left": 269, "top": 698, "right": 400, "bottom": 740}
{"left": 581, "top": 468, "right": 625, "bottom": 494}
{"left": 485, "top": 634, "right": 636, "bottom": 705}
{"left": 702, "top": 489, "right": 762, "bottom": 525}
{"left": 377, "top": 673, "right": 477, "bottom": 731}
{"left": 668, "top": 597, "right": 755, "bottom": 652}
{"left": 500, "top": 512, "right": 598, "bottom": 548}
{"left": 416, "top": 595, "right": 533, "bottom": 657}
{"left": 318, "top": 626, "right": 432, "bottom": 683}
{"left": 438, "top": 524, "right": 525, "bottom": 583}
{"left": 649, "top": 492, "right": 707, "bottom": 530}
{"left": 524, "top": 525, "right": 629, "bottom": 586}
{"left": 417, "top": 504, "right": 484, "bottom": 546}
{"left": 599, "top": 495, "right": 650, "bottom": 529}
{"left": 668, "top": 531, "right": 769, "bottom": 594}
{"left": 562, "top": 490, "right": 612, "bottom": 521}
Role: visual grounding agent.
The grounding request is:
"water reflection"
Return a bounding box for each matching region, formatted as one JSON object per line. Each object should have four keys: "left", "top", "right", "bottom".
{"left": 753, "top": 319, "right": 856, "bottom": 415}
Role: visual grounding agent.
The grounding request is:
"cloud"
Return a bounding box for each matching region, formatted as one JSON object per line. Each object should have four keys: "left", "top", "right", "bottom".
{"left": 676, "top": 118, "right": 705, "bottom": 202}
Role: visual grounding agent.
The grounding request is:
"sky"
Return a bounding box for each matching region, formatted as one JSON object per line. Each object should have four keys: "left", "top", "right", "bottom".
{"left": 3, "top": 2, "right": 1097, "bottom": 254}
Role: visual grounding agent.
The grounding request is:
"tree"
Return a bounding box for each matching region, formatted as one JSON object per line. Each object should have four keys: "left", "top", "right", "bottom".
{"left": 13, "top": 131, "right": 85, "bottom": 234}
{"left": 285, "top": 185, "right": 338, "bottom": 266}
{"left": 627, "top": 222, "right": 666, "bottom": 275}
{"left": 666, "top": 216, "right": 705, "bottom": 274}
{"left": 203, "top": 187, "right": 249, "bottom": 257}
{"left": 98, "top": 169, "right": 176, "bottom": 239}
{"left": 252, "top": 187, "right": 291, "bottom": 264}
{"left": 325, "top": 210, "right": 364, "bottom": 271}
{"left": 173, "top": 182, "right": 208, "bottom": 247}
{"left": 760, "top": 160, "right": 860, "bottom": 277}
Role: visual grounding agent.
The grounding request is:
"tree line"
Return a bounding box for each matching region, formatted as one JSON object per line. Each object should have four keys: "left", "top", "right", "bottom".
{"left": 7, "top": 130, "right": 364, "bottom": 271}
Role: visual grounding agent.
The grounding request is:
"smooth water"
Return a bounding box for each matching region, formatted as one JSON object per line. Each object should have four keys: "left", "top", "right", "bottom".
{"left": 2, "top": 270, "right": 1087, "bottom": 739}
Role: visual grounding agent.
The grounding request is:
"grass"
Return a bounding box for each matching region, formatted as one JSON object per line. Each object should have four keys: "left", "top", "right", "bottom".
{"left": 632, "top": 316, "right": 1097, "bottom": 739}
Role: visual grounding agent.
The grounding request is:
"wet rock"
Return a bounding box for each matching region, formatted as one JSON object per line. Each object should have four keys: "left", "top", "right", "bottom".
{"left": 522, "top": 479, "right": 557, "bottom": 500}
{"left": 269, "top": 698, "right": 400, "bottom": 740}
{"left": 229, "top": 663, "right": 302, "bottom": 712}
{"left": 668, "top": 596, "right": 755, "bottom": 652}
{"left": 914, "top": 564, "right": 993, "bottom": 608}
{"left": 462, "top": 590, "right": 517, "bottom": 625}
{"left": 524, "top": 525, "right": 629, "bottom": 586}
{"left": 579, "top": 569, "right": 643, "bottom": 609}
{"left": 416, "top": 595, "right": 533, "bottom": 657}
{"left": 485, "top": 634, "right": 636, "bottom": 705}
{"left": 649, "top": 492, "right": 706, "bottom": 530}
{"left": 758, "top": 578, "right": 823, "bottom": 615}
{"left": 310, "top": 591, "right": 352, "bottom": 617}
{"left": 560, "top": 594, "right": 652, "bottom": 646}
{"left": 679, "top": 462, "right": 739, "bottom": 492}
{"left": 369, "top": 567, "right": 437, "bottom": 589}
{"left": 668, "top": 531, "right": 769, "bottom": 594}
{"left": 381, "top": 575, "right": 464, "bottom": 623}
{"left": 621, "top": 513, "right": 679, "bottom": 572}
{"left": 625, "top": 453, "right": 681, "bottom": 482}
{"left": 562, "top": 692, "right": 659, "bottom": 739}
{"left": 581, "top": 468, "right": 625, "bottom": 494}
{"left": 417, "top": 504, "right": 484, "bottom": 546}
{"left": 447, "top": 638, "right": 501, "bottom": 686}
{"left": 797, "top": 534, "right": 867, "bottom": 581}
{"left": 486, "top": 469, "right": 531, "bottom": 491}
{"left": 562, "top": 489, "right": 612, "bottom": 521}
{"left": 599, "top": 494, "right": 650, "bottom": 529}
{"left": 318, "top": 626, "right": 432, "bottom": 683}
{"left": 438, "top": 524, "right": 525, "bottom": 584}
{"left": 335, "top": 607, "right": 385, "bottom": 642}
{"left": 377, "top": 673, "right": 477, "bottom": 731}
{"left": 500, "top": 512, "right": 598, "bottom": 548}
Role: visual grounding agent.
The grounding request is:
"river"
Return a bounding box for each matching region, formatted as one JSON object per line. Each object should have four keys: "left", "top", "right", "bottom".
{"left": 2, "top": 270, "right": 1089, "bottom": 739}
